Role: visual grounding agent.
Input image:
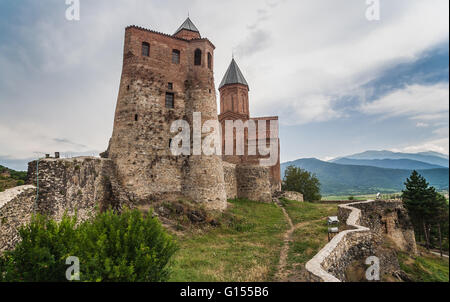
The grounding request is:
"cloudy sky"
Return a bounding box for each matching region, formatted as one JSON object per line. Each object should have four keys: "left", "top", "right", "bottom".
{"left": 0, "top": 0, "right": 449, "bottom": 169}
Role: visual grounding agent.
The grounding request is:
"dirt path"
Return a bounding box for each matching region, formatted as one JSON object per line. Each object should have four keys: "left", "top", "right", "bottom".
{"left": 274, "top": 198, "right": 326, "bottom": 282}
{"left": 274, "top": 200, "right": 294, "bottom": 281}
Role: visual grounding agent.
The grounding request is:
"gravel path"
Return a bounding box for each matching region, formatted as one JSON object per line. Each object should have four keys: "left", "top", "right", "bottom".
{"left": 0, "top": 185, "right": 35, "bottom": 210}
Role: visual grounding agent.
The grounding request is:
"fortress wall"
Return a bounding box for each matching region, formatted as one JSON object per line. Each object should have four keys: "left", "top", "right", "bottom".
{"left": 223, "top": 162, "right": 237, "bottom": 200}
{"left": 349, "top": 200, "right": 417, "bottom": 254}
{"left": 305, "top": 201, "right": 372, "bottom": 282}
{"left": 305, "top": 200, "right": 417, "bottom": 282}
{"left": 236, "top": 165, "right": 272, "bottom": 203}
{"left": 27, "top": 157, "right": 127, "bottom": 222}
{"left": 0, "top": 186, "right": 35, "bottom": 253}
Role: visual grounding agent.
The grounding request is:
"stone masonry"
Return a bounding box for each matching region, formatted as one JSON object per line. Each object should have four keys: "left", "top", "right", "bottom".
{"left": 0, "top": 186, "right": 36, "bottom": 253}
{"left": 104, "top": 18, "right": 276, "bottom": 209}
{"left": 0, "top": 19, "right": 279, "bottom": 253}
{"left": 305, "top": 200, "right": 417, "bottom": 282}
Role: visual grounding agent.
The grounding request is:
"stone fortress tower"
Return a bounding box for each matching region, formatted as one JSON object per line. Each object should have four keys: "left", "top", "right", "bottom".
{"left": 107, "top": 18, "right": 227, "bottom": 210}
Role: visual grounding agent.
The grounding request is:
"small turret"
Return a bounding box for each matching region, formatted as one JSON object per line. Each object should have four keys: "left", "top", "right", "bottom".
{"left": 174, "top": 17, "right": 201, "bottom": 40}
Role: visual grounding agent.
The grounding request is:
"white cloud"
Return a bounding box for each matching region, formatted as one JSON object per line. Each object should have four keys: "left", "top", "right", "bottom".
{"left": 400, "top": 137, "right": 449, "bottom": 155}
{"left": 360, "top": 83, "right": 449, "bottom": 120}
{"left": 360, "top": 83, "right": 449, "bottom": 157}
{"left": 0, "top": 0, "right": 449, "bottom": 160}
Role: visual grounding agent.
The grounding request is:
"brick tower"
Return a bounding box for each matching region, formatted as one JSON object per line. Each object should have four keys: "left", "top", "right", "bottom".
{"left": 107, "top": 18, "right": 227, "bottom": 210}
{"left": 218, "top": 58, "right": 281, "bottom": 191}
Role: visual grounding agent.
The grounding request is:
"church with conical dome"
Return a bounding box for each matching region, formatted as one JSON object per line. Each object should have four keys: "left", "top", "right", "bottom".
{"left": 218, "top": 58, "right": 281, "bottom": 192}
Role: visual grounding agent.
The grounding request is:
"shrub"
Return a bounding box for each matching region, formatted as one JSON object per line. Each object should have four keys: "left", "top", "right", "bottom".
{"left": 0, "top": 209, "right": 178, "bottom": 282}
{"left": 282, "top": 166, "right": 322, "bottom": 202}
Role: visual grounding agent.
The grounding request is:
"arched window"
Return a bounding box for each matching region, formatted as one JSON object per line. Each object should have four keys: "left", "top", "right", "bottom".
{"left": 172, "top": 49, "right": 180, "bottom": 64}
{"left": 194, "top": 49, "right": 202, "bottom": 66}
{"left": 142, "top": 42, "right": 150, "bottom": 57}
{"left": 207, "top": 52, "right": 212, "bottom": 69}
{"left": 135, "top": 114, "right": 138, "bottom": 122}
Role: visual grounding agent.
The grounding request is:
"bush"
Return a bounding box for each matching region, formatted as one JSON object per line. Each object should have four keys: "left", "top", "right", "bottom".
{"left": 0, "top": 209, "right": 178, "bottom": 282}
{"left": 282, "top": 166, "right": 322, "bottom": 202}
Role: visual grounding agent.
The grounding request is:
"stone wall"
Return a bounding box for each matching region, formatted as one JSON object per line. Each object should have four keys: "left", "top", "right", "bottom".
{"left": 305, "top": 201, "right": 372, "bottom": 282}
{"left": 0, "top": 186, "right": 36, "bottom": 253}
{"left": 236, "top": 165, "right": 272, "bottom": 203}
{"left": 305, "top": 200, "right": 416, "bottom": 282}
{"left": 27, "top": 157, "right": 130, "bottom": 222}
{"left": 280, "top": 191, "right": 304, "bottom": 202}
{"left": 348, "top": 200, "right": 417, "bottom": 254}
{"left": 223, "top": 162, "right": 237, "bottom": 200}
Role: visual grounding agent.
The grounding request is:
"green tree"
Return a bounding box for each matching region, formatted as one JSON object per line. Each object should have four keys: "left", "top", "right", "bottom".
{"left": 0, "top": 209, "right": 178, "bottom": 282}
{"left": 282, "top": 165, "right": 321, "bottom": 202}
{"left": 402, "top": 171, "right": 449, "bottom": 251}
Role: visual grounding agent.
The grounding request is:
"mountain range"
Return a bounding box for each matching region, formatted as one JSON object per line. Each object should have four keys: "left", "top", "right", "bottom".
{"left": 332, "top": 150, "right": 449, "bottom": 167}
{"left": 282, "top": 151, "right": 449, "bottom": 196}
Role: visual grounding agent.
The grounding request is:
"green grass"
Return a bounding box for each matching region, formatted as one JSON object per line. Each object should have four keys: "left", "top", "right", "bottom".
{"left": 168, "top": 199, "right": 289, "bottom": 282}
{"left": 288, "top": 220, "right": 330, "bottom": 268}
{"left": 398, "top": 252, "right": 449, "bottom": 282}
{"left": 280, "top": 198, "right": 338, "bottom": 224}
{"left": 280, "top": 200, "right": 338, "bottom": 276}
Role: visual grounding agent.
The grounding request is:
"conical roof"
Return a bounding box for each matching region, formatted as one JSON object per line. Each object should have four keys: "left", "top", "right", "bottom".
{"left": 174, "top": 17, "right": 200, "bottom": 35}
{"left": 219, "top": 59, "right": 249, "bottom": 90}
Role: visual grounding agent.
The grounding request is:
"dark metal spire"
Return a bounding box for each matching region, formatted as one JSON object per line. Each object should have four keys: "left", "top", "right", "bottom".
{"left": 174, "top": 17, "right": 200, "bottom": 35}
{"left": 219, "top": 58, "right": 249, "bottom": 90}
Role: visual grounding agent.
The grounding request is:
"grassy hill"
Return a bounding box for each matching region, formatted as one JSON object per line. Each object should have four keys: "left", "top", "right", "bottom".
{"left": 0, "top": 165, "right": 27, "bottom": 192}
{"left": 281, "top": 158, "right": 449, "bottom": 196}
{"left": 168, "top": 199, "right": 337, "bottom": 281}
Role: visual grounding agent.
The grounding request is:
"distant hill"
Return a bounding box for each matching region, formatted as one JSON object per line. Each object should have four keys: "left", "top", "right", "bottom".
{"left": 333, "top": 158, "right": 445, "bottom": 170}
{"left": 0, "top": 157, "right": 32, "bottom": 172}
{"left": 281, "top": 158, "right": 449, "bottom": 196}
{"left": 0, "top": 165, "right": 27, "bottom": 192}
{"left": 332, "top": 150, "right": 449, "bottom": 168}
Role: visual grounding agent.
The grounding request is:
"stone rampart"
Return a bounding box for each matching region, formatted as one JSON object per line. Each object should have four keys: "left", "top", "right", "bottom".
{"left": 0, "top": 186, "right": 36, "bottom": 253}
{"left": 305, "top": 200, "right": 417, "bottom": 282}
